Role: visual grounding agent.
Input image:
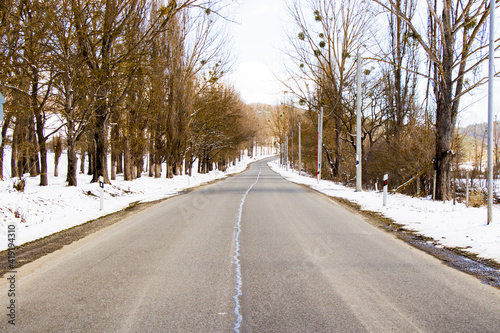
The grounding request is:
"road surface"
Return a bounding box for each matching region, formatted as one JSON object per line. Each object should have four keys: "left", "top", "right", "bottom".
{"left": 2, "top": 158, "right": 500, "bottom": 332}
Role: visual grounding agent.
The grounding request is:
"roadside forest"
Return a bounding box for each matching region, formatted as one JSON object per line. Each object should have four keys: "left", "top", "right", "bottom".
{"left": 270, "top": 0, "right": 500, "bottom": 200}
{"left": 0, "top": 0, "right": 261, "bottom": 187}
{"left": 1, "top": 0, "right": 499, "bottom": 203}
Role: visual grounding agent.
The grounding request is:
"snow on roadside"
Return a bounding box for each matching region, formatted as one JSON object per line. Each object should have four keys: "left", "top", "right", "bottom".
{"left": 0, "top": 147, "right": 274, "bottom": 251}
{"left": 269, "top": 159, "right": 500, "bottom": 264}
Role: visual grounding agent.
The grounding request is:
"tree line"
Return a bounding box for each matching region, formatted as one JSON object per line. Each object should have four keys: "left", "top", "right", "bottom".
{"left": 0, "top": 0, "right": 259, "bottom": 186}
{"left": 273, "top": 0, "right": 498, "bottom": 200}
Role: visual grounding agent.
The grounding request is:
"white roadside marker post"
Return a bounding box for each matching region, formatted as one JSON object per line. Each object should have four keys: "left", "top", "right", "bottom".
{"left": 383, "top": 174, "right": 388, "bottom": 207}
{"left": 99, "top": 176, "right": 104, "bottom": 211}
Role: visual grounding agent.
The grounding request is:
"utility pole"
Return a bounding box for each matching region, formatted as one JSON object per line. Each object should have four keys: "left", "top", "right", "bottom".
{"left": 298, "top": 122, "right": 301, "bottom": 176}
{"left": 487, "top": 0, "right": 495, "bottom": 225}
{"left": 317, "top": 106, "right": 323, "bottom": 183}
{"left": 356, "top": 53, "right": 363, "bottom": 192}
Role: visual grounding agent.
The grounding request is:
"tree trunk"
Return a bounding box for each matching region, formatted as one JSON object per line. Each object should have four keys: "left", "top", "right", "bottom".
{"left": 186, "top": 157, "right": 193, "bottom": 176}
{"left": 149, "top": 153, "right": 154, "bottom": 177}
{"left": 34, "top": 111, "right": 48, "bottom": 185}
{"left": 11, "top": 135, "right": 18, "bottom": 178}
{"left": 110, "top": 148, "right": 116, "bottom": 181}
{"left": 80, "top": 149, "right": 85, "bottom": 174}
{"left": 11, "top": 117, "right": 24, "bottom": 178}
{"left": 166, "top": 163, "right": 173, "bottom": 178}
{"left": 89, "top": 2, "right": 113, "bottom": 185}
{"left": 27, "top": 115, "right": 39, "bottom": 177}
{"left": 67, "top": 137, "right": 78, "bottom": 186}
{"left": 132, "top": 165, "right": 137, "bottom": 179}
{"left": 435, "top": 96, "right": 454, "bottom": 200}
{"left": 175, "top": 159, "right": 182, "bottom": 176}
{"left": 54, "top": 157, "right": 59, "bottom": 177}
{"left": 111, "top": 155, "right": 116, "bottom": 180}
{"left": 117, "top": 152, "right": 123, "bottom": 174}
{"left": 0, "top": 112, "right": 12, "bottom": 180}
{"left": 87, "top": 140, "right": 93, "bottom": 176}
{"left": 31, "top": 65, "right": 48, "bottom": 186}
{"left": 136, "top": 160, "right": 142, "bottom": 178}
{"left": 123, "top": 135, "right": 132, "bottom": 181}
{"left": 434, "top": 3, "right": 455, "bottom": 201}
{"left": 91, "top": 109, "right": 110, "bottom": 183}
{"left": 334, "top": 117, "right": 341, "bottom": 178}
{"left": 155, "top": 163, "right": 161, "bottom": 178}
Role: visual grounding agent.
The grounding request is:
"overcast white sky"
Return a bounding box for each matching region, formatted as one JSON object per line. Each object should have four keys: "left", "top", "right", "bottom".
{"left": 224, "top": 0, "right": 290, "bottom": 106}
{"left": 225, "top": 0, "right": 499, "bottom": 126}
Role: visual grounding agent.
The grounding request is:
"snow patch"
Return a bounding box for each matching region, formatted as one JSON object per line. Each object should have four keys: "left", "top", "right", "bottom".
{"left": 0, "top": 146, "right": 274, "bottom": 250}
{"left": 269, "top": 160, "right": 500, "bottom": 264}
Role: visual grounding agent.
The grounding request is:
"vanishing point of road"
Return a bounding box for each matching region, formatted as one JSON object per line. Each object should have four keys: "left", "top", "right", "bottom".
{"left": 2, "top": 157, "right": 500, "bottom": 332}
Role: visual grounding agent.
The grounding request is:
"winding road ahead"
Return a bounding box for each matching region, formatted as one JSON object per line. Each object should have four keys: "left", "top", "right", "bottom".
{"left": 2, "top": 158, "right": 500, "bottom": 332}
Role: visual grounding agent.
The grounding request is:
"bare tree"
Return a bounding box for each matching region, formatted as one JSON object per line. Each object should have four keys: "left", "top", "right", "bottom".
{"left": 382, "top": 0, "right": 420, "bottom": 138}
{"left": 374, "top": 0, "right": 499, "bottom": 200}
{"left": 0, "top": 0, "right": 239, "bottom": 186}
{"left": 190, "top": 83, "right": 254, "bottom": 173}
{"left": 283, "top": 0, "right": 375, "bottom": 179}
{"left": 1, "top": 0, "right": 61, "bottom": 185}
{"left": 49, "top": 0, "right": 96, "bottom": 186}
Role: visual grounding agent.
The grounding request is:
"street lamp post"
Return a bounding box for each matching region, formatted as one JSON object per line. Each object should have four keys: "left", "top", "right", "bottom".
{"left": 487, "top": 0, "right": 495, "bottom": 225}
{"left": 298, "top": 122, "right": 301, "bottom": 176}
{"left": 317, "top": 106, "right": 323, "bottom": 184}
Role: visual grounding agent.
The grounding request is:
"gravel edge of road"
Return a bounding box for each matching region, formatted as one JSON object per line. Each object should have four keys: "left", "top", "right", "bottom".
{"left": 324, "top": 194, "right": 500, "bottom": 289}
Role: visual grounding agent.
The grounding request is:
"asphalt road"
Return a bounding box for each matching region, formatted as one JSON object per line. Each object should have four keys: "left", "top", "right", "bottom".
{"left": 2, "top": 158, "right": 500, "bottom": 332}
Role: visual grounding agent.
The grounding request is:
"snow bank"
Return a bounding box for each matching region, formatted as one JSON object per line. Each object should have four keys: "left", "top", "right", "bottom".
{"left": 0, "top": 146, "right": 274, "bottom": 250}
{"left": 269, "top": 160, "right": 500, "bottom": 264}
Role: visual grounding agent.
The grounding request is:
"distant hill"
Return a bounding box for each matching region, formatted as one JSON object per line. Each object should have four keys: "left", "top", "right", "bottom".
{"left": 458, "top": 122, "right": 500, "bottom": 166}
{"left": 459, "top": 122, "right": 488, "bottom": 140}
{"left": 249, "top": 103, "right": 273, "bottom": 116}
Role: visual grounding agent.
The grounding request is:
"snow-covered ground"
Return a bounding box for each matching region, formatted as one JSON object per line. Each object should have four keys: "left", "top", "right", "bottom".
{"left": 3, "top": 151, "right": 499, "bottom": 266}
{"left": 0, "top": 147, "right": 274, "bottom": 251}
{"left": 269, "top": 160, "right": 500, "bottom": 264}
